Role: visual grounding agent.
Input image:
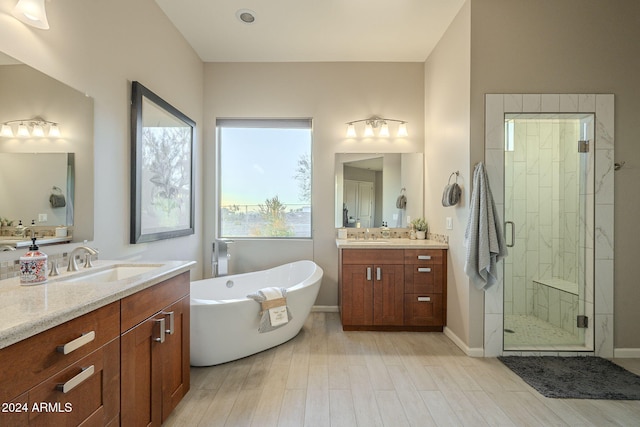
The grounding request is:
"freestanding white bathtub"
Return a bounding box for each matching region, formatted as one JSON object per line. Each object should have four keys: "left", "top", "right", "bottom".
{"left": 190, "top": 260, "right": 323, "bottom": 366}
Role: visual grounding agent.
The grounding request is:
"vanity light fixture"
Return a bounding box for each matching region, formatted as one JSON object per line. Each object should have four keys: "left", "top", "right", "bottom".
{"left": 0, "top": 118, "right": 61, "bottom": 138}
{"left": 345, "top": 116, "right": 409, "bottom": 138}
{"left": 11, "top": 0, "right": 50, "bottom": 30}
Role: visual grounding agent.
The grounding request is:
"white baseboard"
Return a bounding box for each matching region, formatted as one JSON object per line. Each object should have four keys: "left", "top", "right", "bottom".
{"left": 444, "top": 326, "right": 484, "bottom": 357}
{"left": 312, "top": 305, "right": 339, "bottom": 312}
{"left": 614, "top": 348, "right": 640, "bottom": 358}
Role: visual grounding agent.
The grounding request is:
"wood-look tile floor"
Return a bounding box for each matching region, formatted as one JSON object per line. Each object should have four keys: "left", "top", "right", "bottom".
{"left": 164, "top": 312, "right": 640, "bottom": 426}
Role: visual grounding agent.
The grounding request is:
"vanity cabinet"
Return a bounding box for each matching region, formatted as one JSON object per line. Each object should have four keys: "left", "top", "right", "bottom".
{"left": 0, "top": 267, "right": 191, "bottom": 427}
{"left": 339, "top": 247, "right": 447, "bottom": 331}
{"left": 0, "top": 302, "right": 121, "bottom": 426}
{"left": 120, "top": 272, "right": 190, "bottom": 426}
{"left": 340, "top": 249, "right": 405, "bottom": 329}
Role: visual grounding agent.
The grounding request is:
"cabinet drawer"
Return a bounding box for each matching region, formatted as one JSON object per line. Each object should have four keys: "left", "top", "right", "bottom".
{"left": 342, "top": 249, "right": 404, "bottom": 265}
{"left": 27, "top": 338, "right": 120, "bottom": 427}
{"left": 404, "top": 264, "right": 444, "bottom": 294}
{"left": 0, "top": 301, "right": 120, "bottom": 403}
{"left": 403, "top": 249, "right": 444, "bottom": 265}
{"left": 121, "top": 271, "right": 189, "bottom": 332}
{"left": 404, "top": 294, "right": 443, "bottom": 326}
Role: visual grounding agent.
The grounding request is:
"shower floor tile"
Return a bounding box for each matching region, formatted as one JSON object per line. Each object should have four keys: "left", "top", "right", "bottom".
{"left": 504, "top": 314, "right": 584, "bottom": 349}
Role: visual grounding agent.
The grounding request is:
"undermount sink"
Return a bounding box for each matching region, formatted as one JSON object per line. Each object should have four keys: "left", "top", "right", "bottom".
{"left": 61, "top": 264, "right": 163, "bottom": 283}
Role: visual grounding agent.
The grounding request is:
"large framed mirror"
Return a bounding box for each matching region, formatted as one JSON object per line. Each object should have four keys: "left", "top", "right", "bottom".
{"left": 0, "top": 51, "right": 94, "bottom": 247}
{"left": 335, "top": 153, "right": 423, "bottom": 228}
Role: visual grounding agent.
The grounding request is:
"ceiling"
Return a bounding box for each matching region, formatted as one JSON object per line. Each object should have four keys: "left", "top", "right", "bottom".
{"left": 154, "top": 0, "right": 466, "bottom": 62}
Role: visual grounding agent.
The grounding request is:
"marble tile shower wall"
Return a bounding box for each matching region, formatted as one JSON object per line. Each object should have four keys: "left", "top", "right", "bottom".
{"left": 504, "top": 119, "right": 583, "bottom": 317}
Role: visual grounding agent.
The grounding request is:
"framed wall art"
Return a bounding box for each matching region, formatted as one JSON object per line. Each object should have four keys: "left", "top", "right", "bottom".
{"left": 130, "top": 81, "right": 195, "bottom": 243}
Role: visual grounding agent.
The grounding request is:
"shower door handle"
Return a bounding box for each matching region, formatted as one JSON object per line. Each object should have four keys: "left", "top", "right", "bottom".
{"left": 505, "top": 221, "right": 515, "bottom": 247}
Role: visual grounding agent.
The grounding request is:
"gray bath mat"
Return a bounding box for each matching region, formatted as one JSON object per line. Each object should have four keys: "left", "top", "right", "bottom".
{"left": 498, "top": 356, "right": 640, "bottom": 400}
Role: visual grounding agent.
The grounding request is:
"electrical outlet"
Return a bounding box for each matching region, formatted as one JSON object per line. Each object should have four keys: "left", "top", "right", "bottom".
{"left": 38, "top": 213, "right": 47, "bottom": 222}
{"left": 446, "top": 217, "right": 453, "bottom": 230}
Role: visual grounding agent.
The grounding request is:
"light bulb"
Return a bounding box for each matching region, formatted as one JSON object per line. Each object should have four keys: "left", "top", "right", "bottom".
{"left": 1, "top": 124, "right": 13, "bottom": 137}
{"left": 32, "top": 123, "right": 45, "bottom": 137}
{"left": 364, "top": 123, "right": 374, "bottom": 137}
{"left": 346, "top": 123, "right": 356, "bottom": 138}
{"left": 397, "top": 122, "right": 408, "bottom": 137}
{"left": 17, "top": 123, "right": 30, "bottom": 137}
{"left": 379, "top": 122, "right": 390, "bottom": 137}
{"left": 48, "top": 123, "right": 61, "bottom": 137}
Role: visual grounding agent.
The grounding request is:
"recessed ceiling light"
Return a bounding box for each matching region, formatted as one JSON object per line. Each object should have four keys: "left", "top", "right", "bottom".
{"left": 236, "top": 9, "right": 256, "bottom": 24}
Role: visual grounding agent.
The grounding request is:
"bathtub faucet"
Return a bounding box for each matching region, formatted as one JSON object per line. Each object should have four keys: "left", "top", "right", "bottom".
{"left": 212, "top": 239, "right": 234, "bottom": 278}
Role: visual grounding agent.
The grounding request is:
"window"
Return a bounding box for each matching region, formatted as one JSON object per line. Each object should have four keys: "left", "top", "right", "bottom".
{"left": 217, "top": 119, "right": 312, "bottom": 238}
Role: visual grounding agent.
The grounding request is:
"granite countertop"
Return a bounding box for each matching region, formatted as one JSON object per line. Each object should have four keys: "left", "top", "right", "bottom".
{"left": 0, "top": 259, "right": 195, "bottom": 349}
{"left": 336, "top": 238, "right": 448, "bottom": 249}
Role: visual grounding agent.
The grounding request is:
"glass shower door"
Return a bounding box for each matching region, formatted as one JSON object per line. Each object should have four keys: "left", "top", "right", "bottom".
{"left": 502, "top": 113, "right": 594, "bottom": 351}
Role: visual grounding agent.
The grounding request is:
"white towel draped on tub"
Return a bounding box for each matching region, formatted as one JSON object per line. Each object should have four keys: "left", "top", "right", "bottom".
{"left": 248, "top": 287, "right": 293, "bottom": 333}
{"left": 464, "top": 162, "right": 507, "bottom": 290}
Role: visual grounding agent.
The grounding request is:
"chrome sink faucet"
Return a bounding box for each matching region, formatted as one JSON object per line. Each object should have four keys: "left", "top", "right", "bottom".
{"left": 67, "top": 246, "right": 99, "bottom": 271}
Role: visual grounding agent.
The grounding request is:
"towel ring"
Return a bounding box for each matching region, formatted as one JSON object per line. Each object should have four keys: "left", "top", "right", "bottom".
{"left": 448, "top": 171, "right": 459, "bottom": 184}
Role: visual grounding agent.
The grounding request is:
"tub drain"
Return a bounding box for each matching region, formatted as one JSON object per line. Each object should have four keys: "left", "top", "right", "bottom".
{"left": 226, "top": 280, "right": 234, "bottom": 288}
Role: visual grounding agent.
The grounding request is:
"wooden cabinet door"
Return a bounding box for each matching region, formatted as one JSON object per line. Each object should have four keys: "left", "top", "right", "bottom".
{"left": 161, "top": 296, "right": 190, "bottom": 422}
{"left": 121, "top": 315, "right": 164, "bottom": 427}
{"left": 342, "top": 263, "right": 404, "bottom": 326}
{"left": 341, "top": 264, "right": 374, "bottom": 325}
{"left": 373, "top": 264, "right": 404, "bottom": 325}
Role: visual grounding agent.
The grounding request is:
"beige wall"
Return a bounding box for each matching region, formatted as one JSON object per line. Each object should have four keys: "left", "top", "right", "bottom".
{"left": 469, "top": 0, "right": 640, "bottom": 348}
{"left": 0, "top": 0, "right": 205, "bottom": 276}
{"left": 424, "top": 2, "right": 483, "bottom": 350}
{"left": 203, "top": 62, "right": 425, "bottom": 305}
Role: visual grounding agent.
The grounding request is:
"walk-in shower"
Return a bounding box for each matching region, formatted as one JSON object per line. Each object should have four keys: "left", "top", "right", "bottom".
{"left": 482, "top": 94, "right": 614, "bottom": 358}
{"left": 502, "top": 113, "right": 594, "bottom": 350}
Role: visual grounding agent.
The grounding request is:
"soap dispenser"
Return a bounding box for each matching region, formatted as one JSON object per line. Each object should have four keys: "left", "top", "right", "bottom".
{"left": 20, "top": 238, "right": 48, "bottom": 285}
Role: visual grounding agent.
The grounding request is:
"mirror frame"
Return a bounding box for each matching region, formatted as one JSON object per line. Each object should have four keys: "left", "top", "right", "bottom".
{"left": 130, "top": 81, "right": 196, "bottom": 243}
